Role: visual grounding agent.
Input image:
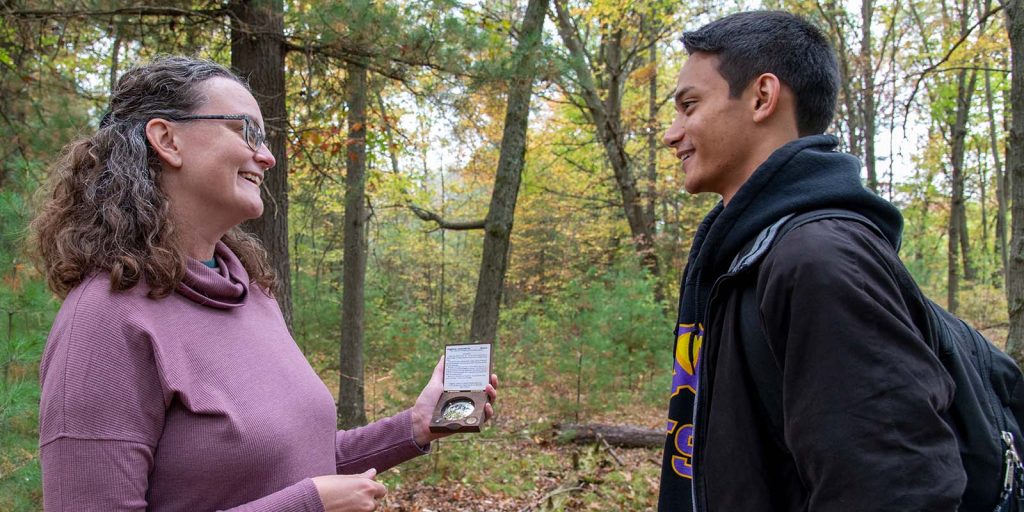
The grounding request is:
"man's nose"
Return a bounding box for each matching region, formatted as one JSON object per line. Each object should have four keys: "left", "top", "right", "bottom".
{"left": 663, "top": 117, "right": 684, "bottom": 148}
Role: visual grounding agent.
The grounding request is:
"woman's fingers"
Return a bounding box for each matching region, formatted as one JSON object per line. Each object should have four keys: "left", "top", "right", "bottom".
{"left": 312, "top": 471, "right": 387, "bottom": 512}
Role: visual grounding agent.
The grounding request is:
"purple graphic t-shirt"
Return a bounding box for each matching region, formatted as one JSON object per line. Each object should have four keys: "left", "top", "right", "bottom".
{"left": 659, "top": 322, "right": 703, "bottom": 510}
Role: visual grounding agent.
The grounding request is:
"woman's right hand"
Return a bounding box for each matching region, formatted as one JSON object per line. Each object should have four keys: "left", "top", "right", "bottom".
{"left": 311, "top": 468, "right": 387, "bottom": 511}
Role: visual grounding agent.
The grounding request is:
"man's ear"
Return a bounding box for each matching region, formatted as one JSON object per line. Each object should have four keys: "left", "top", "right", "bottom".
{"left": 145, "top": 118, "right": 183, "bottom": 168}
{"left": 750, "top": 73, "right": 782, "bottom": 124}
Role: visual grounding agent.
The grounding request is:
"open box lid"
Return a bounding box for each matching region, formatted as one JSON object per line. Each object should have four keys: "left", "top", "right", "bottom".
{"left": 443, "top": 343, "right": 491, "bottom": 392}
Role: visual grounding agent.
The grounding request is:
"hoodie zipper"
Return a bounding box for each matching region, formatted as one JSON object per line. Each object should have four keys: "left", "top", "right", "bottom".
{"left": 691, "top": 270, "right": 739, "bottom": 512}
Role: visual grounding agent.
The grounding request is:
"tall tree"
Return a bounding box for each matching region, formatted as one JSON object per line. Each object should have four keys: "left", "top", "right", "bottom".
{"left": 338, "top": 60, "right": 370, "bottom": 429}
{"left": 645, "top": 24, "right": 659, "bottom": 243}
{"left": 468, "top": 0, "right": 549, "bottom": 344}
{"left": 860, "top": 0, "right": 879, "bottom": 192}
{"left": 230, "top": 0, "right": 293, "bottom": 328}
{"left": 1004, "top": 0, "right": 1024, "bottom": 363}
{"left": 948, "top": 72, "right": 979, "bottom": 312}
{"left": 551, "top": 0, "right": 662, "bottom": 291}
{"left": 987, "top": 64, "right": 1009, "bottom": 281}
{"left": 815, "top": 0, "right": 886, "bottom": 192}
{"left": 946, "top": 0, "right": 979, "bottom": 312}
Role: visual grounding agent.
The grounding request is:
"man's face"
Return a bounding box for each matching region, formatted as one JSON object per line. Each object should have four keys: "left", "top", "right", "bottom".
{"left": 663, "top": 53, "right": 756, "bottom": 202}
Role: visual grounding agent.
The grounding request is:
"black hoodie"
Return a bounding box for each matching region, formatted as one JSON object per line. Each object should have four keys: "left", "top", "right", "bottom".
{"left": 658, "top": 135, "right": 963, "bottom": 511}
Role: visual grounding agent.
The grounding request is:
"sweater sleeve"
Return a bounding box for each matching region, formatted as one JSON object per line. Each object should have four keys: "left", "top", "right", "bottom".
{"left": 757, "top": 219, "right": 965, "bottom": 511}
{"left": 335, "top": 409, "right": 430, "bottom": 474}
{"left": 39, "top": 286, "right": 167, "bottom": 511}
{"left": 40, "top": 438, "right": 153, "bottom": 511}
{"left": 217, "top": 479, "right": 324, "bottom": 512}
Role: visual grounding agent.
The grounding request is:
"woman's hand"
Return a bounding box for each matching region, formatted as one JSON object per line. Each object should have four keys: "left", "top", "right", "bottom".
{"left": 410, "top": 356, "right": 499, "bottom": 446}
{"left": 311, "top": 468, "right": 386, "bottom": 512}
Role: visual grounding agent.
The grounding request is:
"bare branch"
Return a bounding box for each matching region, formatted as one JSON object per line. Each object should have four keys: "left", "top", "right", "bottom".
{"left": 408, "top": 205, "right": 485, "bottom": 230}
{"left": 915, "top": 65, "right": 1010, "bottom": 74}
{"left": 283, "top": 39, "right": 411, "bottom": 82}
{"left": 2, "top": 6, "right": 226, "bottom": 20}
{"left": 537, "top": 185, "right": 621, "bottom": 209}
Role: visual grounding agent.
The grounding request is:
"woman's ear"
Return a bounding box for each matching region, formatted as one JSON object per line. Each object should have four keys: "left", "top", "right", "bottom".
{"left": 750, "top": 72, "right": 782, "bottom": 124}
{"left": 145, "top": 118, "right": 183, "bottom": 168}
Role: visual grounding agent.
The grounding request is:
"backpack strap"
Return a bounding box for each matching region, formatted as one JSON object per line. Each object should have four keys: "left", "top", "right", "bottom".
{"left": 729, "top": 209, "right": 885, "bottom": 274}
{"left": 733, "top": 209, "right": 889, "bottom": 448}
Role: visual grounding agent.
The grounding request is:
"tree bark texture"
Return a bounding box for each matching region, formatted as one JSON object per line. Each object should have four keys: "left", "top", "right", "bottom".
{"left": 818, "top": 1, "right": 862, "bottom": 161}
{"left": 338, "top": 60, "right": 370, "bottom": 429}
{"left": 468, "top": 0, "right": 548, "bottom": 344}
{"left": 109, "top": 30, "right": 121, "bottom": 95}
{"left": 960, "top": 71, "right": 979, "bottom": 283}
{"left": 552, "top": 1, "right": 661, "bottom": 287}
{"left": 861, "top": 0, "right": 878, "bottom": 192}
{"left": 646, "top": 38, "right": 658, "bottom": 239}
{"left": 230, "top": 0, "right": 293, "bottom": 329}
{"left": 1005, "top": 0, "right": 1024, "bottom": 363}
{"left": 987, "top": 69, "right": 1009, "bottom": 281}
{"left": 819, "top": 0, "right": 882, "bottom": 192}
{"left": 947, "top": 66, "right": 977, "bottom": 312}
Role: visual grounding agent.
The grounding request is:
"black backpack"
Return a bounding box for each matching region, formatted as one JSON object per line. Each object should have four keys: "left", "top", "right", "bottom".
{"left": 731, "top": 209, "right": 1024, "bottom": 512}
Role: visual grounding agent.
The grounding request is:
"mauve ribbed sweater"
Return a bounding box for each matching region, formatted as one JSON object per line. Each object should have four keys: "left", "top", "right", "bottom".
{"left": 39, "top": 242, "right": 426, "bottom": 511}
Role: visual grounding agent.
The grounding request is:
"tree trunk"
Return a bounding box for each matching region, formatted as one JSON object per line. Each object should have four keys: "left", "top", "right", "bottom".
{"left": 109, "top": 30, "right": 121, "bottom": 94}
{"left": 338, "top": 60, "right": 370, "bottom": 429}
{"left": 819, "top": 1, "right": 862, "bottom": 159}
{"left": 646, "top": 32, "right": 661, "bottom": 300}
{"left": 988, "top": 68, "right": 1009, "bottom": 282}
{"left": 948, "top": 66, "right": 978, "bottom": 312}
{"left": 861, "top": 0, "right": 878, "bottom": 192}
{"left": 949, "top": 204, "right": 961, "bottom": 313}
{"left": 552, "top": 0, "right": 661, "bottom": 291}
{"left": 646, "top": 38, "right": 658, "bottom": 236}
{"left": 1005, "top": 0, "right": 1024, "bottom": 363}
{"left": 468, "top": 0, "right": 548, "bottom": 344}
{"left": 230, "top": 0, "right": 292, "bottom": 329}
{"left": 982, "top": 158, "right": 989, "bottom": 257}
{"left": 915, "top": 167, "right": 935, "bottom": 266}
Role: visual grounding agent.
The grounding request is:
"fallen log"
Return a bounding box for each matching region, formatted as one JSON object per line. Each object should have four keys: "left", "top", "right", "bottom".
{"left": 554, "top": 423, "right": 664, "bottom": 449}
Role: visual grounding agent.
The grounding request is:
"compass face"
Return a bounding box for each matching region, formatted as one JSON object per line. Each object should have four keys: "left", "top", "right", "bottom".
{"left": 441, "top": 399, "right": 476, "bottom": 421}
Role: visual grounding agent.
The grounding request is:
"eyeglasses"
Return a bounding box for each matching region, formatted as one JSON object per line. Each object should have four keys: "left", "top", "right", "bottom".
{"left": 169, "top": 114, "right": 266, "bottom": 153}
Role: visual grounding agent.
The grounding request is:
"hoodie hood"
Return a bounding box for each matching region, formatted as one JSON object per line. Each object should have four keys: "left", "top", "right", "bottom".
{"left": 677, "top": 134, "right": 904, "bottom": 330}
{"left": 685, "top": 134, "right": 902, "bottom": 290}
{"left": 177, "top": 242, "right": 249, "bottom": 309}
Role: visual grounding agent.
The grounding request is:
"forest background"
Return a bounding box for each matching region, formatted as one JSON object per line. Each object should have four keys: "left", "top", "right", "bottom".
{"left": 0, "top": 0, "right": 1020, "bottom": 510}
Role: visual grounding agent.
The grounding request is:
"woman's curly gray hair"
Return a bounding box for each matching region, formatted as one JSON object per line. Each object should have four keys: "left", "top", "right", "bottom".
{"left": 31, "top": 56, "right": 276, "bottom": 298}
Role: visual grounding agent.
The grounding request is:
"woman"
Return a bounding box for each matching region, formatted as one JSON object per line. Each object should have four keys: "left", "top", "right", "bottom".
{"left": 31, "top": 56, "right": 496, "bottom": 512}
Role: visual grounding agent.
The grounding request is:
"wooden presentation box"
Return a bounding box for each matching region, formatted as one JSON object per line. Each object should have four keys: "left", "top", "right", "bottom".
{"left": 429, "top": 343, "right": 492, "bottom": 433}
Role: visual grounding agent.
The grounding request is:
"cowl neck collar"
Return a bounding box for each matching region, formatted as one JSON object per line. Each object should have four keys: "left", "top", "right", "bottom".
{"left": 177, "top": 241, "right": 249, "bottom": 309}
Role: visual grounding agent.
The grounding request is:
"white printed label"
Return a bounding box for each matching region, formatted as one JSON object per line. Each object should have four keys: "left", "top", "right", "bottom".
{"left": 443, "top": 344, "right": 491, "bottom": 391}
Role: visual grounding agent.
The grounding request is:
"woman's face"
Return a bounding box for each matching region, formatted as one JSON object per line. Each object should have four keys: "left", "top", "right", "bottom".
{"left": 163, "top": 77, "right": 276, "bottom": 231}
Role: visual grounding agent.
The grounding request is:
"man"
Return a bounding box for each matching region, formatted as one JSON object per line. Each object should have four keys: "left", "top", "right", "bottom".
{"left": 659, "top": 11, "right": 965, "bottom": 511}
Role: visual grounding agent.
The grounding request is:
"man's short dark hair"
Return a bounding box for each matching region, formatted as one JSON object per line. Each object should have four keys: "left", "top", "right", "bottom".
{"left": 681, "top": 11, "right": 839, "bottom": 135}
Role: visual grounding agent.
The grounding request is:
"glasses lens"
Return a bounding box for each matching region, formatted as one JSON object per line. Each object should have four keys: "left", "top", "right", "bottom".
{"left": 247, "top": 120, "right": 264, "bottom": 151}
